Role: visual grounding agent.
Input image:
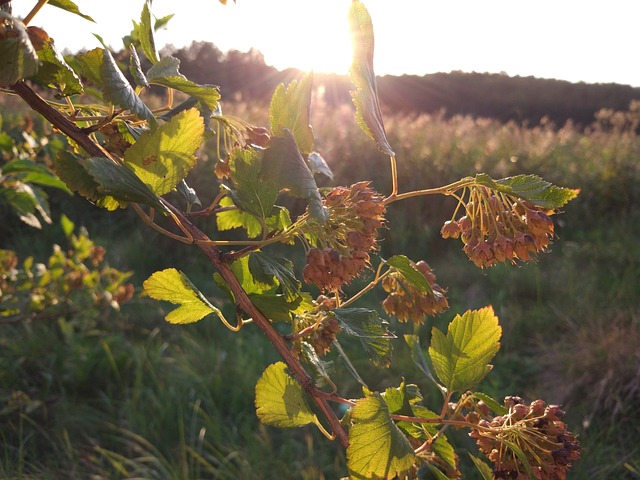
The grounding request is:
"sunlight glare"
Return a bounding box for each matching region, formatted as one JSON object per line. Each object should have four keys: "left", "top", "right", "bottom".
{"left": 261, "top": 3, "right": 352, "bottom": 74}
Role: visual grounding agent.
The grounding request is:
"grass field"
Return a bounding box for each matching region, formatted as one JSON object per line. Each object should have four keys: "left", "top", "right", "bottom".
{"left": 1, "top": 97, "right": 639, "bottom": 479}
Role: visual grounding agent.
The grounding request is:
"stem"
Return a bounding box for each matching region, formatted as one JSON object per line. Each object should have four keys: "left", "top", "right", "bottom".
{"left": 389, "top": 154, "right": 398, "bottom": 197}
{"left": 385, "top": 177, "right": 476, "bottom": 205}
{"left": 339, "top": 262, "right": 389, "bottom": 309}
{"left": 22, "top": 0, "right": 49, "bottom": 25}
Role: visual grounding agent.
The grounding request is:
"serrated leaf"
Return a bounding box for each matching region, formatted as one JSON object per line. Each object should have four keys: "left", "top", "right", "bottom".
{"left": 308, "top": 151, "right": 333, "bottom": 180}
{"left": 124, "top": 108, "right": 203, "bottom": 195}
{"left": 215, "top": 196, "right": 263, "bottom": 238}
{"left": 332, "top": 308, "right": 394, "bottom": 367}
{"left": 348, "top": 1, "right": 395, "bottom": 157}
{"left": 0, "top": 14, "right": 39, "bottom": 85}
{"left": 428, "top": 306, "right": 501, "bottom": 394}
{"left": 269, "top": 73, "right": 314, "bottom": 156}
{"left": 468, "top": 454, "right": 494, "bottom": 480}
{"left": 249, "top": 291, "right": 313, "bottom": 323}
{"left": 262, "top": 130, "right": 328, "bottom": 221}
{"left": 147, "top": 56, "right": 221, "bottom": 111}
{"left": 347, "top": 391, "right": 414, "bottom": 480}
{"left": 75, "top": 48, "right": 157, "bottom": 127}
{"left": 432, "top": 434, "right": 457, "bottom": 472}
{"left": 48, "top": 0, "right": 95, "bottom": 22}
{"left": 386, "top": 255, "right": 432, "bottom": 295}
{"left": 30, "top": 32, "right": 83, "bottom": 96}
{"left": 255, "top": 362, "right": 318, "bottom": 428}
{"left": 138, "top": 1, "right": 159, "bottom": 64}
{"left": 475, "top": 173, "right": 579, "bottom": 209}
{"left": 248, "top": 251, "right": 300, "bottom": 302}
{"left": 300, "top": 341, "right": 334, "bottom": 389}
{"left": 54, "top": 150, "right": 122, "bottom": 210}
{"left": 129, "top": 45, "right": 148, "bottom": 88}
{"left": 79, "top": 156, "right": 166, "bottom": 211}
{"left": 228, "top": 147, "right": 278, "bottom": 219}
{"left": 144, "top": 268, "right": 220, "bottom": 324}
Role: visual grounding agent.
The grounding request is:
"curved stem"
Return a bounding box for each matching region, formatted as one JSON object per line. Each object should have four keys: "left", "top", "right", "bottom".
{"left": 385, "top": 177, "right": 476, "bottom": 205}
{"left": 339, "top": 262, "right": 389, "bottom": 309}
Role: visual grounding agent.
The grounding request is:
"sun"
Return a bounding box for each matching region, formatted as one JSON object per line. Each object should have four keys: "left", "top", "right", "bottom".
{"left": 260, "top": 3, "right": 353, "bottom": 75}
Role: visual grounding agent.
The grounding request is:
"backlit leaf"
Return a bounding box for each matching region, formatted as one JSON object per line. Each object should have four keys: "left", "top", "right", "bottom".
{"left": 386, "top": 255, "right": 432, "bottom": 295}
{"left": 348, "top": 1, "right": 394, "bottom": 156}
{"left": 48, "top": 0, "right": 95, "bottom": 22}
{"left": 138, "top": 0, "right": 159, "bottom": 64}
{"left": 0, "top": 13, "right": 39, "bottom": 85}
{"left": 249, "top": 292, "right": 313, "bottom": 323}
{"left": 428, "top": 306, "right": 501, "bottom": 394}
{"left": 75, "top": 48, "right": 157, "bottom": 127}
{"left": 255, "top": 362, "right": 317, "bottom": 428}
{"left": 143, "top": 268, "right": 220, "bottom": 324}
{"left": 469, "top": 454, "right": 494, "bottom": 480}
{"left": 347, "top": 391, "right": 414, "bottom": 479}
{"left": 300, "top": 341, "right": 334, "bottom": 389}
{"left": 124, "top": 108, "right": 204, "bottom": 195}
{"left": 30, "top": 31, "right": 83, "bottom": 96}
{"left": 475, "top": 173, "right": 579, "bottom": 209}
{"left": 269, "top": 73, "right": 314, "bottom": 155}
{"left": 262, "top": 130, "right": 328, "bottom": 221}
{"left": 3, "top": 159, "right": 71, "bottom": 194}
{"left": 332, "top": 308, "right": 394, "bottom": 367}
{"left": 248, "top": 251, "right": 300, "bottom": 302}
{"left": 404, "top": 334, "right": 443, "bottom": 389}
{"left": 147, "top": 56, "right": 221, "bottom": 110}
{"left": 129, "top": 45, "right": 148, "bottom": 88}
{"left": 228, "top": 147, "right": 278, "bottom": 219}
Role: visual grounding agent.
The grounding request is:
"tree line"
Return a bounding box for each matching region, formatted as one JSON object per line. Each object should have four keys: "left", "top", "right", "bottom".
{"left": 166, "top": 41, "right": 640, "bottom": 127}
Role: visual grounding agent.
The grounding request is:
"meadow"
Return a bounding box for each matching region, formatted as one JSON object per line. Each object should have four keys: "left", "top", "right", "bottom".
{"left": 1, "top": 95, "right": 639, "bottom": 479}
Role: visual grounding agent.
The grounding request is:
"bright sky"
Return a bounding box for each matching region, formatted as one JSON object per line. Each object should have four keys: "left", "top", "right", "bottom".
{"left": 12, "top": 1, "right": 640, "bottom": 87}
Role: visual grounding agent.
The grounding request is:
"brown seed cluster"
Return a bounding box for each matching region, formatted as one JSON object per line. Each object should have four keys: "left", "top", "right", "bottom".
{"left": 468, "top": 396, "right": 581, "bottom": 479}
{"left": 381, "top": 260, "right": 448, "bottom": 323}
{"left": 441, "top": 187, "right": 556, "bottom": 268}
{"left": 303, "top": 182, "right": 386, "bottom": 291}
{"left": 310, "top": 314, "right": 342, "bottom": 356}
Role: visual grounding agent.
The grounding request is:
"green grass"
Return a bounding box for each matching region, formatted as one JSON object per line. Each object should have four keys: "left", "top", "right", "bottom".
{"left": 2, "top": 99, "right": 640, "bottom": 478}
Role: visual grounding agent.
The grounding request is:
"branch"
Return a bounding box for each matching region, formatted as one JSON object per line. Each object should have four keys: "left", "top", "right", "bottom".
{"left": 9, "top": 80, "right": 350, "bottom": 448}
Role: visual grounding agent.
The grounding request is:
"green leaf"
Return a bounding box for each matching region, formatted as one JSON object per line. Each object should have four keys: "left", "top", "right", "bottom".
{"left": 308, "top": 151, "right": 333, "bottom": 180}
{"left": 404, "top": 334, "right": 445, "bottom": 391}
{"left": 128, "top": 45, "right": 149, "bottom": 88}
{"left": 475, "top": 173, "right": 579, "bottom": 209}
{"left": 269, "top": 73, "right": 314, "bottom": 156}
{"left": 386, "top": 255, "right": 432, "bottom": 295}
{"left": 143, "top": 268, "right": 220, "bottom": 324}
{"left": 249, "top": 292, "right": 313, "bottom": 323}
{"left": 54, "top": 150, "right": 122, "bottom": 210}
{"left": 468, "top": 454, "right": 494, "bottom": 480}
{"left": 60, "top": 214, "right": 75, "bottom": 237}
{"left": 248, "top": 251, "right": 300, "bottom": 302}
{"left": 138, "top": 0, "right": 159, "bottom": 64}
{"left": 347, "top": 391, "right": 414, "bottom": 480}
{"left": 147, "top": 56, "right": 221, "bottom": 111}
{"left": 425, "top": 464, "right": 452, "bottom": 480}
{"left": 428, "top": 306, "right": 501, "bottom": 394}
{"left": 75, "top": 48, "right": 156, "bottom": 128}
{"left": 473, "top": 392, "right": 508, "bottom": 416}
{"left": 78, "top": 156, "right": 166, "bottom": 211}
{"left": 124, "top": 108, "right": 203, "bottom": 195}
{"left": 332, "top": 308, "right": 394, "bottom": 367}
{"left": 300, "top": 341, "right": 334, "bottom": 389}
{"left": 48, "top": 0, "right": 95, "bottom": 22}
{"left": 262, "top": 130, "right": 328, "bottom": 221}
{"left": 228, "top": 147, "right": 278, "bottom": 219}
{"left": 432, "top": 434, "right": 457, "bottom": 472}
{"left": 2, "top": 159, "right": 72, "bottom": 194}
{"left": 30, "top": 34, "right": 83, "bottom": 96}
{"left": 0, "top": 14, "right": 39, "bottom": 85}
{"left": 348, "top": 1, "right": 395, "bottom": 157}
{"left": 255, "top": 362, "right": 318, "bottom": 428}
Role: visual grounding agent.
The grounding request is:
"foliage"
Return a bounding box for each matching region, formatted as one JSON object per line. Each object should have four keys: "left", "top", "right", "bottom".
{"left": 0, "top": 1, "right": 606, "bottom": 479}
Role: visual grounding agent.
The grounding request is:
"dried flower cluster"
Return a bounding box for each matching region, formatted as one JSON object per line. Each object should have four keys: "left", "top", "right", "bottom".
{"left": 303, "top": 182, "right": 386, "bottom": 291}
{"left": 468, "top": 396, "right": 581, "bottom": 479}
{"left": 441, "top": 186, "right": 556, "bottom": 268}
{"left": 381, "top": 260, "right": 448, "bottom": 323}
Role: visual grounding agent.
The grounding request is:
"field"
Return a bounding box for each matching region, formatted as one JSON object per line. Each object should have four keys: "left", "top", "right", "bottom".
{"left": 1, "top": 95, "right": 639, "bottom": 479}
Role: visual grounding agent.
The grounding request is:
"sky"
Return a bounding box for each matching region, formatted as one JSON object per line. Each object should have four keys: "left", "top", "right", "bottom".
{"left": 12, "top": 0, "right": 640, "bottom": 87}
